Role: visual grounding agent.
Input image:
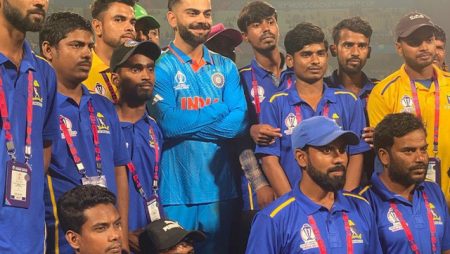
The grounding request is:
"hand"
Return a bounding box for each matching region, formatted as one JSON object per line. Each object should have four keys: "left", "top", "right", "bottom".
{"left": 256, "top": 185, "right": 276, "bottom": 209}
{"left": 250, "top": 124, "right": 282, "bottom": 146}
{"left": 129, "top": 228, "right": 144, "bottom": 254}
{"left": 362, "top": 127, "right": 374, "bottom": 148}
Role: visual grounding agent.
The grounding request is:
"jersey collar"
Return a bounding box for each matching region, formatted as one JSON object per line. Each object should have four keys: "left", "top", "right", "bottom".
{"left": 57, "top": 84, "right": 93, "bottom": 108}
{"left": 370, "top": 172, "right": 425, "bottom": 205}
{"left": 327, "top": 69, "right": 375, "bottom": 98}
{"left": 91, "top": 50, "right": 110, "bottom": 73}
{"left": 168, "top": 41, "right": 213, "bottom": 65}
{"left": 287, "top": 83, "right": 337, "bottom": 106}
{"left": 0, "top": 41, "right": 37, "bottom": 73}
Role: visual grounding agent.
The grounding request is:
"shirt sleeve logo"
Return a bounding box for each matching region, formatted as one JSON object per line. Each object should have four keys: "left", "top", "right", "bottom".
{"left": 32, "top": 80, "right": 43, "bottom": 107}
{"left": 95, "top": 83, "right": 105, "bottom": 95}
{"left": 60, "top": 116, "right": 78, "bottom": 138}
{"left": 211, "top": 72, "right": 225, "bottom": 88}
{"left": 174, "top": 71, "right": 189, "bottom": 90}
{"left": 284, "top": 113, "right": 298, "bottom": 135}
{"left": 300, "top": 223, "right": 319, "bottom": 250}
{"left": 96, "top": 112, "right": 110, "bottom": 134}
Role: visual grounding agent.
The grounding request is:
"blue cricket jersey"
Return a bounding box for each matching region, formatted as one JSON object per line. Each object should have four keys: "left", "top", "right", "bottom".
{"left": 360, "top": 174, "right": 450, "bottom": 253}
{"left": 45, "top": 85, "right": 130, "bottom": 253}
{"left": 255, "top": 83, "right": 370, "bottom": 186}
{"left": 121, "top": 113, "right": 163, "bottom": 231}
{"left": 0, "top": 41, "right": 59, "bottom": 253}
{"left": 152, "top": 42, "right": 247, "bottom": 205}
{"left": 246, "top": 181, "right": 382, "bottom": 253}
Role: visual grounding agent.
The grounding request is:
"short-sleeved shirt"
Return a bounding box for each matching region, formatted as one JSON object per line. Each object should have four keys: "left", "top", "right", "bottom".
{"left": 246, "top": 181, "right": 382, "bottom": 253}
{"left": 121, "top": 114, "right": 164, "bottom": 231}
{"left": 84, "top": 50, "right": 118, "bottom": 103}
{"left": 360, "top": 174, "right": 450, "bottom": 253}
{"left": 152, "top": 42, "right": 247, "bottom": 205}
{"left": 0, "top": 41, "right": 59, "bottom": 253}
{"left": 256, "top": 83, "right": 370, "bottom": 186}
{"left": 45, "top": 85, "right": 129, "bottom": 253}
{"left": 367, "top": 64, "right": 450, "bottom": 206}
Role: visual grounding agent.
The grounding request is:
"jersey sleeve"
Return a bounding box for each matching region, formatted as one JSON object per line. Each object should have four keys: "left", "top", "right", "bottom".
{"left": 347, "top": 98, "right": 370, "bottom": 155}
{"left": 255, "top": 98, "right": 281, "bottom": 157}
{"left": 246, "top": 213, "right": 280, "bottom": 254}
{"left": 192, "top": 62, "right": 248, "bottom": 140}
{"left": 153, "top": 62, "right": 229, "bottom": 139}
{"left": 42, "top": 66, "right": 59, "bottom": 141}
{"left": 367, "top": 85, "right": 392, "bottom": 127}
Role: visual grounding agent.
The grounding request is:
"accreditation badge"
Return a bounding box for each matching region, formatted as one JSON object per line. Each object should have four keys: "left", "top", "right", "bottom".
{"left": 426, "top": 157, "right": 441, "bottom": 185}
{"left": 146, "top": 195, "right": 163, "bottom": 222}
{"left": 4, "top": 160, "right": 31, "bottom": 208}
{"left": 81, "top": 175, "right": 107, "bottom": 188}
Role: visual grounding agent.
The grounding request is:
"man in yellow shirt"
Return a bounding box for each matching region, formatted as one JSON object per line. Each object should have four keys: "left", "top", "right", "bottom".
{"left": 368, "top": 11, "right": 450, "bottom": 208}
{"left": 84, "top": 0, "right": 136, "bottom": 103}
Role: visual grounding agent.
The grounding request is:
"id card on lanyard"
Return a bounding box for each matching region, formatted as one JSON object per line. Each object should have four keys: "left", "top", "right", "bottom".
{"left": 59, "top": 100, "right": 107, "bottom": 187}
{"left": 1, "top": 71, "right": 34, "bottom": 208}
{"left": 127, "top": 121, "right": 164, "bottom": 222}
{"left": 409, "top": 73, "right": 441, "bottom": 185}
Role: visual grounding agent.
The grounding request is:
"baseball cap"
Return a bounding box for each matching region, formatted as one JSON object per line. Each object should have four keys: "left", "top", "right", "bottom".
{"left": 291, "top": 116, "right": 359, "bottom": 150}
{"left": 395, "top": 11, "right": 435, "bottom": 39}
{"left": 206, "top": 23, "right": 243, "bottom": 48}
{"left": 134, "top": 3, "right": 160, "bottom": 29}
{"left": 110, "top": 40, "right": 161, "bottom": 72}
{"left": 139, "top": 219, "right": 206, "bottom": 252}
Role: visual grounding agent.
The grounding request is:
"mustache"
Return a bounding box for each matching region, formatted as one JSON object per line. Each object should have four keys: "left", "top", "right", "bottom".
{"left": 347, "top": 57, "right": 361, "bottom": 61}
{"left": 137, "top": 81, "right": 154, "bottom": 87}
{"left": 260, "top": 32, "right": 276, "bottom": 41}
{"left": 27, "top": 8, "right": 46, "bottom": 17}
{"left": 327, "top": 165, "right": 345, "bottom": 173}
{"left": 188, "top": 23, "right": 211, "bottom": 30}
{"left": 409, "top": 163, "right": 427, "bottom": 171}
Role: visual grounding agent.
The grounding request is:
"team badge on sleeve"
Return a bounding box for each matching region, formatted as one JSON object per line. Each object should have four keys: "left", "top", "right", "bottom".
{"left": 300, "top": 224, "right": 319, "bottom": 250}
{"left": 211, "top": 72, "right": 225, "bottom": 88}
{"left": 284, "top": 113, "right": 298, "bottom": 135}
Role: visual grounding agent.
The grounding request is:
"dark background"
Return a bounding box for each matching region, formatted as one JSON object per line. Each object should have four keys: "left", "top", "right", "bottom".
{"left": 32, "top": 0, "right": 450, "bottom": 79}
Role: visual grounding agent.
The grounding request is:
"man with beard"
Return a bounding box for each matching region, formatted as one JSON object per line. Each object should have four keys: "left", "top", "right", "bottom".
{"left": 151, "top": 0, "right": 247, "bottom": 253}
{"left": 360, "top": 113, "right": 450, "bottom": 253}
{"left": 256, "top": 23, "right": 369, "bottom": 199}
{"left": 325, "top": 17, "right": 378, "bottom": 187}
{"left": 434, "top": 25, "right": 447, "bottom": 71}
{"left": 40, "top": 12, "right": 131, "bottom": 253}
{"left": 84, "top": 0, "right": 136, "bottom": 103}
{"left": 247, "top": 116, "right": 381, "bottom": 253}
{"left": 111, "top": 40, "right": 163, "bottom": 253}
{"left": 367, "top": 12, "right": 450, "bottom": 208}
{"left": 0, "top": 0, "right": 59, "bottom": 252}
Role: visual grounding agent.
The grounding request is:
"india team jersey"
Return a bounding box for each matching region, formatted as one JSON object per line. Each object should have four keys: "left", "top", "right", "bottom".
{"left": 246, "top": 182, "right": 382, "bottom": 253}
{"left": 255, "top": 83, "right": 369, "bottom": 186}
{"left": 121, "top": 114, "right": 164, "bottom": 231}
{"left": 360, "top": 174, "right": 450, "bottom": 253}
{"left": 152, "top": 42, "right": 247, "bottom": 205}
{"left": 368, "top": 64, "right": 450, "bottom": 207}
{"left": 45, "top": 86, "right": 129, "bottom": 254}
{"left": 0, "top": 41, "right": 59, "bottom": 253}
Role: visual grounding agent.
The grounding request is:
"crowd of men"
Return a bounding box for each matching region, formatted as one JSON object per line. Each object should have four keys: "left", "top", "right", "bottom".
{"left": 0, "top": 0, "right": 449, "bottom": 253}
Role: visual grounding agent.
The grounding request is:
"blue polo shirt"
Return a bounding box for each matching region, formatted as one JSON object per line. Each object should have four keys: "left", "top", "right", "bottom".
{"left": 121, "top": 114, "right": 164, "bottom": 231}
{"left": 0, "top": 41, "right": 59, "bottom": 253}
{"left": 255, "top": 83, "right": 369, "bottom": 186}
{"left": 246, "top": 181, "right": 382, "bottom": 253}
{"left": 45, "top": 85, "right": 130, "bottom": 254}
{"left": 360, "top": 174, "right": 450, "bottom": 253}
{"left": 152, "top": 42, "right": 247, "bottom": 205}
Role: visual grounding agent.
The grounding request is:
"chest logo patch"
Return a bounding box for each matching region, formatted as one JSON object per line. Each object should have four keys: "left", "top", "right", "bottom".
{"left": 400, "top": 95, "right": 414, "bottom": 113}
{"left": 32, "top": 80, "right": 43, "bottom": 107}
{"left": 95, "top": 83, "right": 105, "bottom": 95}
{"left": 96, "top": 112, "right": 110, "bottom": 134}
{"left": 429, "top": 203, "right": 443, "bottom": 225}
{"left": 348, "top": 219, "right": 364, "bottom": 244}
{"left": 284, "top": 113, "right": 298, "bottom": 135}
{"left": 250, "top": 85, "right": 265, "bottom": 104}
{"left": 211, "top": 72, "right": 225, "bottom": 88}
{"left": 387, "top": 207, "right": 404, "bottom": 232}
{"left": 60, "top": 116, "right": 78, "bottom": 138}
{"left": 300, "top": 223, "right": 319, "bottom": 250}
{"left": 174, "top": 71, "right": 189, "bottom": 90}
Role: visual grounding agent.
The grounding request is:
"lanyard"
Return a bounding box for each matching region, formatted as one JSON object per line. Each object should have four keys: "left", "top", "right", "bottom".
{"left": 127, "top": 121, "right": 161, "bottom": 202}
{"left": 389, "top": 191, "right": 437, "bottom": 254}
{"left": 295, "top": 103, "right": 329, "bottom": 123}
{"left": 59, "top": 116, "right": 86, "bottom": 176}
{"left": 409, "top": 75, "right": 440, "bottom": 154}
{"left": 87, "top": 101, "right": 103, "bottom": 175}
{"left": 307, "top": 212, "right": 353, "bottom": 254}
{"left": 0, "top": 71, "right": 34, "bottom": 164}
{"left": 100, "top": 72, "right": 118, "bottom": 104}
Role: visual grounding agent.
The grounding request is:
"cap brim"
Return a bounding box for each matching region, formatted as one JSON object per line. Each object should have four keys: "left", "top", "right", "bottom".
{"left": 313, "top": 131, "right": 360, "bottom": 147}
{"left": 158, "top": 230, "right": 206, "bottom": 251}
{"left": 137, "top": 15, "right": 160, "bottom": 29}
{"left": 397, "top": 23, "right": 435, "bottom": 39}
{"left": 113, "top": 41, "right": 161, "bottom": 72}
{"left": 207, "top": 28, "right": 243, "bottom": 48}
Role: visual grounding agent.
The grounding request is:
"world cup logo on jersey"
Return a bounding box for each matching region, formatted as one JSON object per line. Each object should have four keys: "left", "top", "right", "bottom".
{"left": 400, "top": 95, "right": 414, "bottom": 113}
{"left": 96, "top": 112, "right": 110, "bottom": 134}
{"left": 300, "top": 224, "right": 319, "bottom": 251}
{"left": 174, "top": 71, "right": 189, "bottom": 90}
{"left": 284, "top": 113, "right": 297, "bottom": 135}
{"left": 250, "top": 86, "right": 265, "bottom": 104}
{"left": 387, "top": 208, "right": 403, "bottom": 232}
{"left": 33, "top": 80, "right": 43, "bottom": 107}
{"left": 60, "top": 116, "right": 78, "bottom": 138}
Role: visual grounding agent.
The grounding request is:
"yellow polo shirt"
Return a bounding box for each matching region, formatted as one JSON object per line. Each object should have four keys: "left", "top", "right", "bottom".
{"left": 84, "top": 51, "right": 119, "bottom": 103}
{"left": 368, "top": 64, "right": 450, "bottom": 206}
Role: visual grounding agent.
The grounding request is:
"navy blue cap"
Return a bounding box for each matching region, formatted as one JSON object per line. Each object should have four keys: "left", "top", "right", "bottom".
{"left": 291, "top": 116, "right": 359, "bottom": 150}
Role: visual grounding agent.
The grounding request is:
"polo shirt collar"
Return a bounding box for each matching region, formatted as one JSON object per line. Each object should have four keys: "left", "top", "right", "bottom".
{"left": 57, "top": 84, "right": 93, "bottom": 107}
{"left": 328, "top": 69, "right": 375, "bottom": 97}
{"left": 168, "top": 41, "right": 213, "bottom": 65}
{"left": 0, "top": 41, "right": 36, "bottom": 72}
{"left": 287, "top": 82, "right": 337, "bottom": 106}
{"left": 91, "top": 50, "right": 110, "bottom": 73}
{"left": 251, "top": 58, "right": 272, "bottom": 79}
{"left": 399, "top": 64, "right": 449, "bottom": 89}
{"left": 120, "top": 111, "right": 151, "bottom": 128}
{"left": 370, "top": 172, "right": 425, "bottom": 205}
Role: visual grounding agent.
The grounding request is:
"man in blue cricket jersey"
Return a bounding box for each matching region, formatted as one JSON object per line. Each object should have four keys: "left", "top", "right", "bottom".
{"left": 151, "top": 0, "right": 247, "bottom": 253}
{"left": 247, "top": 116, "right": 381, "bottom": 253}
{"left": 325, "top": 17, "right": 379, "bottom": 185}
{"left": 0, "top": 0, "right": 59, "bottom": 252}
{"left": 40, "top": 12, "right": 131, "bottom": 253}
{"left": 360, "top": 113, "right": 450, "bottom": 254}
{"left": 111, "top": 40, "right": 162, "bottom": 253}
{"left": 256, "top": 22, "right": 369, "bottom": 198}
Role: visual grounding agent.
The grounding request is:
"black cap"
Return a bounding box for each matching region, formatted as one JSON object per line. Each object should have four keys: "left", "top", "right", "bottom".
{"left": 139, "top": 219, "right": 206, "bottom": 252}
{"left": 395, "top": 11, "right": 435, "bottom": 39}
{"left": 110, "top": 40, "right": 161, "bottom": 72}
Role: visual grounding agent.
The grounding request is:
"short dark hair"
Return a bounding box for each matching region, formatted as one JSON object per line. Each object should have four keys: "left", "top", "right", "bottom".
{"left": 57, "top": 185, "right": 117, "bottom": 234}
{"left": 374, "top": 113, "right": 426, "bottom": 152}
{"left": 91, "top": 0, "right": 136, "bottom": 19}
{"left": 284, "top": 22, "right": 328, "bottom": 55}
{"left": 435, "top": 25, "right": 446, "bottom": 43}
{"left": 39, "top": 12, "right": 93, "bottom": 54}
{"left": 237, "top": 1, "right": 277, "bottom": 33}
{"left": 332, "top": 16, "right": 373, "bottom": 44}
{"left": 168, "top": 0, "right": 183, "bottom": 10}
